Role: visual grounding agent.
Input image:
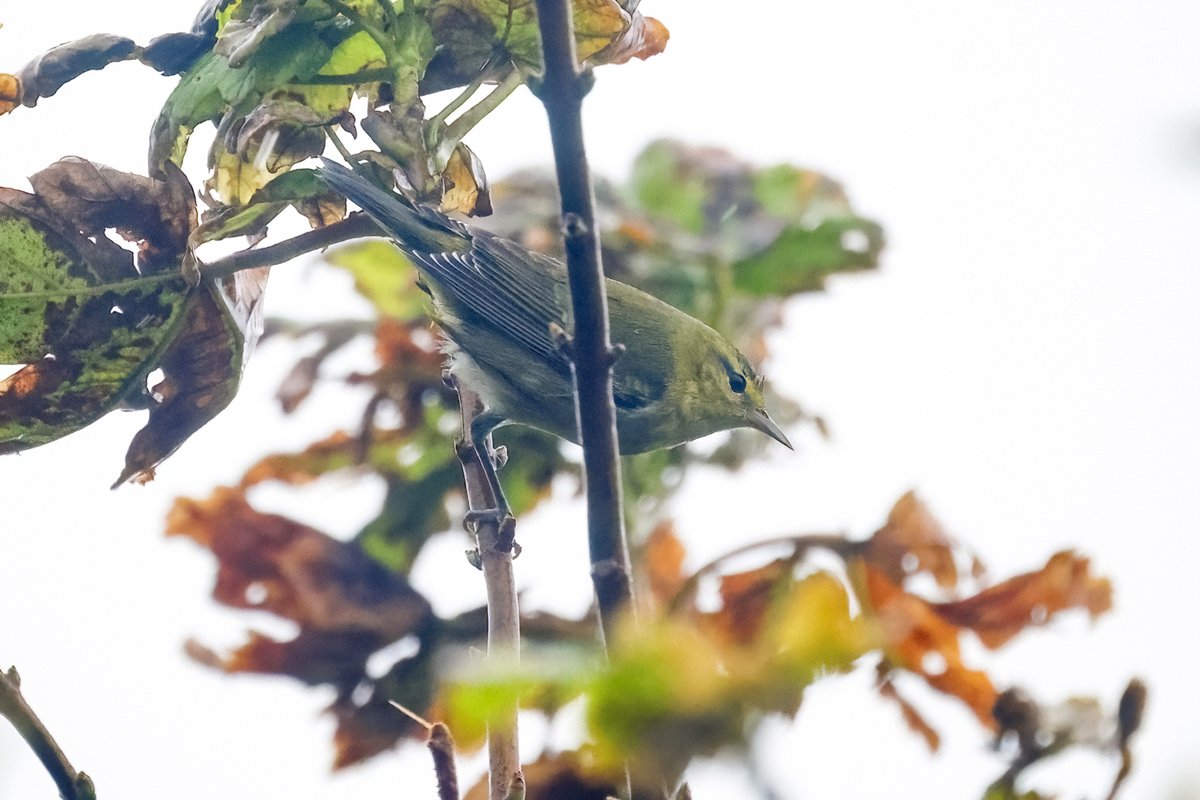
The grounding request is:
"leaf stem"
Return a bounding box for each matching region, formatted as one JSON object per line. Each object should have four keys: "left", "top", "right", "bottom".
{"left": 436, "top": 68, "right": 524, "bottom": 171}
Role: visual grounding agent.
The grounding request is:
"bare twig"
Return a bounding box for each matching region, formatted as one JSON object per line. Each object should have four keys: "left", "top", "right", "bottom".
{"left": 451, "top": 379, "right": 522, "bottom": 800}
{"left": 532, "top": 0, "right": 632, "bottom": 651}
{"left": 389, "top": 702, "right": 461, "bottom": 800}
{"left": 0, "top": 667, "right": 96, "bottom": 800}
{"left": 198, "top": 212, "right": 381, "bottom": 281}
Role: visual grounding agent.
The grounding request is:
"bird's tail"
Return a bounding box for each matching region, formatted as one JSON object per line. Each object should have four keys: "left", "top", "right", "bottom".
{"left": 319, "top": 157, "right": 468, "bottom": 254}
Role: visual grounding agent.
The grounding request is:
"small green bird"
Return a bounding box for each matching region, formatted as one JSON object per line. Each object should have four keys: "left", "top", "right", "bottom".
{"left": 320, "top": 158, "right": 791, "bottom": 455}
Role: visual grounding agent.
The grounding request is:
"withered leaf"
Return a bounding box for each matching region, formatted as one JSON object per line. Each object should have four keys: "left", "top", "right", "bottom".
{"left": 169, "top": 483, "right": 437, "bottom": 768}
{"left": 860, "top": 564, "right": 999, "bottom": 727}
{"left": 114, "top": 264, "right": 269, "bottom": 486}
{"left": 215, "top": 0, "right": 300, "bottom": 69}
{"left": 439, "top": 143, "right": 492, "bottom": 217}
{"left": 0, "top": 164, "right": 193, "bottom": 454}
{"left": 14, "top": 33, "right": 136, "bottom": 108}
{"left": 593, "top": 12, "right": 669, "bottom": 65}
{"left": 933, "top": 550, "right": 1112, "bottom": 649}
{"left": 167, "top": 485, "right": 434, "bottom": 676}
{"left": 29, "top": 157, "right": 195, "bottom": 271}
{"left": 862, "top": 490, "right": 978, "bottom": 590}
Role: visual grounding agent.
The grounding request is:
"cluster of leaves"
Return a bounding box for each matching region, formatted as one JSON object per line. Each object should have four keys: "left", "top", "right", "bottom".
{"left": 0, "top": 157, "right": 267, "bottom": 484}
{"left": 0, "top": 2, "right": 1141, "bottom": 799}
{"left": 0, "top": 0, "right": 666, "bottom": 480}
{"left": 162, "top": 138, "right": 890, "bottom": 776}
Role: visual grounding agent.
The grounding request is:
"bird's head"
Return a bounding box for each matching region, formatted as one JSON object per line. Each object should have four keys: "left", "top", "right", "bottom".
{"left": 670, "top": 325, "right": 792, "bottom": 450}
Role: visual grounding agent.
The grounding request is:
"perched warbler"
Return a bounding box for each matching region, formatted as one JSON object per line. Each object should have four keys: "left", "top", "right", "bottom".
{"left": 320, "top": 159, "right": 791, "bottom": 454}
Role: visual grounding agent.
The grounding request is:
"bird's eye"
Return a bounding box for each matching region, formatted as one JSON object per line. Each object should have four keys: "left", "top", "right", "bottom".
{"left": 728, "top": 371, "right": 747, "bottom": 394}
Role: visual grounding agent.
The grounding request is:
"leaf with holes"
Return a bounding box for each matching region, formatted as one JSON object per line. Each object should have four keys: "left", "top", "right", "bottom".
{"left": 0, "top": 169, "right": 192, "bottom": 454}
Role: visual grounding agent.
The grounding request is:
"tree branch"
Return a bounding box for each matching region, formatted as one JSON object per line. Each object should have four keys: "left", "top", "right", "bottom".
{"left": 198, "top": 212, "right": 381, "bottom": 281}
{"left": 452, "top": 380, "right": 522, "bottom": 800}
{"left": 532, "top": 0, "right": 632, "bottom": 651}
{"left": 0, "top": 666, "right": 96, "bottom": 800}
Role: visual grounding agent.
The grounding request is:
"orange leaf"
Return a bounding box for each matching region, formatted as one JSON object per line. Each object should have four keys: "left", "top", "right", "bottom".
{"left": 860, "top": 564, "right": 998, "bottom": 727}
{"left": 933, "top": 550, "right": 1113, "bottom": 649}
{"left": 0, "top": 73, "right": 20, "bottom": 115}
{"left": 595, "top": 14, "right": 670, "bottom": 65}
{"left": 712, "top": 558, "right": 791, "bottom": 646}
{"left": 642, "top": 521, "right": 687, "bottom": 606}
{"left": 862, "top": 490, "right": 977, "bottom": 590}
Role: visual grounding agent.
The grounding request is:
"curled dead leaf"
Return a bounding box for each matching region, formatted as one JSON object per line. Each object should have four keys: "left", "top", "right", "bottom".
{"left": 594, "top": 13, "right": 669, "bottom": 64}
{"left": 862, "top": 490, "right": 977, "bottom": 590}
{"left": 933, "top": 550, "right": 1113, "bottom": 649}
{"left": 860, "top": 564, "right": 999, "bottom": 727}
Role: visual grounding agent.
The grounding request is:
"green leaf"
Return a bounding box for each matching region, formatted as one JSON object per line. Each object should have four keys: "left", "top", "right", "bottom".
{"left": 732, "top": 216, "right": 884, "bottom": 296}
{"left": 627, "top": 140, "right": 711, "bottom": 233}
{"left": 0, "top": 189, "right": 190, "bottom": 453}
{"left": 326, "top": 240, "right": 426, "bottom": 319}
{"left": 150, "top": 22, "right": 338, "bottom": 170}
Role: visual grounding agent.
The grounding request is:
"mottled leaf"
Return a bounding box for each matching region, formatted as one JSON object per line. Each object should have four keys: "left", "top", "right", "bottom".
{"left": 114, "top": 264, "right": 269, "bottom": 486}
{"left": 0, "top": 162, "right": 194, "bottom": 454}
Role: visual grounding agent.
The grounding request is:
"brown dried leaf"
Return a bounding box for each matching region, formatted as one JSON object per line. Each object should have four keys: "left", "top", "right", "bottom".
{"left": 113, "top": 265, "right": 269, "bottom": 486}
{"left": 861, "top": 564, "right": 999, "bottom": 727}
{"left": 711, "top": 558, "right": 791, "bottom": 646}
{"left": 29, "top": 157, "right": 196, "bottom": 270}
{"left": 439, "top": 143, "right": 492, "bottom": 217}
{"left": 593, "top": 13, "right": 669, "bottom": 65}
{"left": 862, "top": 490, "right": 975, "bottom": 590}
{"left": 933, "top": 550, "right": 1113, "bottom": 649}
{"left": 642, "top": 520, "right": 687, "bottom": 607}
{"left": 15, "top": 33, "right": 136, "bottom": 107}
{"left": 166, "top": 485, "right": 433, "bottom": 681}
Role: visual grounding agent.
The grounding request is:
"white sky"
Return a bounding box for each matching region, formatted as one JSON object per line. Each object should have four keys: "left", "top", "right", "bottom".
{"left": 3, "top": 2, "right": 1200, "bottom": 798}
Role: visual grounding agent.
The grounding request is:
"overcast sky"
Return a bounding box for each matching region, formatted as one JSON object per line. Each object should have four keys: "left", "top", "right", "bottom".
{"left": 3, "top": 2, "right": 1199, "bottom": 798}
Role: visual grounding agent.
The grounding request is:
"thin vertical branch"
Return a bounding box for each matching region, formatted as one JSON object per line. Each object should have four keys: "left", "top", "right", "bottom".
{"left": 532, "top": 0, "right": 633, "bottom": 649}
{"left": 0, "top": 667, "right": 96, "bottom": 800}
{"left": 452, "top": 380, "right": 521, "bottom": 800}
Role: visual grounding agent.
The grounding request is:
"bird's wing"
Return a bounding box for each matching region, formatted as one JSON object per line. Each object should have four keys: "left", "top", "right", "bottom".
{"left": 415, "top": 232, "right": 660, "bottom": 411}
{"left": 410, "top": 231, "right": 571, "bottom": 378}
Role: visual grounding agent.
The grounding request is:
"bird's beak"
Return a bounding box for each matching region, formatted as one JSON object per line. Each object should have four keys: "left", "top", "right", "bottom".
{"left": 749, "top": 408, "right": 793, "bottom": 450}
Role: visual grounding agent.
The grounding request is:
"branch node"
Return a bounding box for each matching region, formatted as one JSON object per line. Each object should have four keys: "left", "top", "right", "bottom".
{"left": 608, "top": 341, "right": 626, "bottom": 365}
{"left": 560, "top": 211, "right": 589, "bottom": 239}
{"left": 547, "top": 321, "right": 575, "bottom": 364}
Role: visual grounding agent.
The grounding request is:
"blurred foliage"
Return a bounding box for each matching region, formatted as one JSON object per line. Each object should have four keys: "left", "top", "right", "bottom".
{"left": 0, "top": 2, "right": 1142, "bottom": 798}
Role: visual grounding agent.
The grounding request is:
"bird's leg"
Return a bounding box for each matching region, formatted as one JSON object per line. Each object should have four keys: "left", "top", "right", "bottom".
{"left": 446, "top": 370, "right": 518, "bottom": 562}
